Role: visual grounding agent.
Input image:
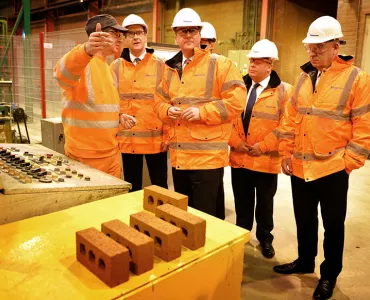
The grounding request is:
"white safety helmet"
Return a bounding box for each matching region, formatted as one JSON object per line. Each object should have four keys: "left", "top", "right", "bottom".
{"left": 302, "top": 16, "right": 343, "bottom": 44}
{"left": 247, "top": 39, "right": 279, "bottom": 60}
{"left": 122, "top": 14, "right": 148, "bottom": 33}
{"left": 172, "top": 8, "right": 203, "bottom": 29}
{"left": 201, "top": 22, "right": 216, "bottom": 40}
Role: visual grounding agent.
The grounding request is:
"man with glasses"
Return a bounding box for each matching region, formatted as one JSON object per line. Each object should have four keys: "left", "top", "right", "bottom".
{"left": 54, "top": 14, "right": 127, "bottom": 178}
{"left": 155, "top": 8, "right": 246, "bottom": 218}
{"left": 274, "top": 16, "right": 370, "bottom": 299}
{"left": 110, "top": 14, "right": 168, "bottom": 191}
{"left": 229, "top": 39, "right": 292, "bottom": 259}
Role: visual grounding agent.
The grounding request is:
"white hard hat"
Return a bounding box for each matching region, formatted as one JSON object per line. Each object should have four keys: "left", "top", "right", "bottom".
{"left": 122, "top": 14, "right": 148, "bottom": 32}
{"left": 247, "top": 39, "right": 279, "bottom": 60}
{"left": 171, "top": 8, "right": 203, "bottom": 29}
{"left": 201, "top": 22, "right": 216, "bottom": 40}
{"left": 302, "top": 16, "right": 343, "bottom": 44}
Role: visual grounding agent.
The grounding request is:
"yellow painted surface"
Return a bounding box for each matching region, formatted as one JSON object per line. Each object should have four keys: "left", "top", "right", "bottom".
{"left": 0, "top": 191, "right": 249, "bottom": 300}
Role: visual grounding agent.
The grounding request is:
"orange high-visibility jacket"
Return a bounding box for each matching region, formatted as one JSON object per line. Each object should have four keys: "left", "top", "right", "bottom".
{"left": 54, "top": 44, "right": 120, "bottom": 158}
{"left": 279, "top": 55, "right": 370, "bottom": 181}
{"left": 154, "top": 48, "right": 247, "bottom": 170}
{"left": 111, "top": 48, "right": 167, "bottom": 154}
{"left": 229, "top": 71, "right": 292, "bottom": 174}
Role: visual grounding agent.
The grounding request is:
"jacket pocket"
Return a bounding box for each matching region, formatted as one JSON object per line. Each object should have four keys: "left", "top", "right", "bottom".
{"left": 144, "top": 111, "right": 163, "bottom": 131}
{"left": 312, "top": 119, "right": 345, "bottom": 156}
{"left": 190, "top": 123, "right": 223, "bottom": 140}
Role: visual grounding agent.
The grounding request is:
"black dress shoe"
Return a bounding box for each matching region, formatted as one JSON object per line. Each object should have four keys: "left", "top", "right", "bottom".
{"left": 273, "top": 259, "right": 314, "bottom": 274}
{"left": 261, "top": 243, "right": 275, "bottom": 258}
{"left": 313, "top": 279, "right": 336, "bottom": 299}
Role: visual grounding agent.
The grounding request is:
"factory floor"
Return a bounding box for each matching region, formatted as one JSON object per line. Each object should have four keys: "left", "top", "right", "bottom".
{"left": 25, "top": 121, "right": 370, "bottom": 300}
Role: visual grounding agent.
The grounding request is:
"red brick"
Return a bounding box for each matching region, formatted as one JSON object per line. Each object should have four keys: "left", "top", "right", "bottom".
{"left": 155, "top": 204, "right": 206, "bottom": 250}
{"left": 76, "top": 227, "right": 130, "bottom": 287}
{"left": 130, "top": 211, "right": 182, "bottom": 262}
{"left": 101, "top": 219, "right": 154, "bottom": 275}
{"left": 143, "top": 185, "right": 188, "bottom": 213}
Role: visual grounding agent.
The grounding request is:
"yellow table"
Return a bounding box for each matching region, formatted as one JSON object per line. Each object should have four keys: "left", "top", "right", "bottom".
{"left": 0, "top": 191, "right": 250, "bottom": 300}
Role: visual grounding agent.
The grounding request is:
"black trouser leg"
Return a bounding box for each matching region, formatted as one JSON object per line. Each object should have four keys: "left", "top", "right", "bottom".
{"left": 255, "top": 172, "right": 277, "bottom": 244}
{"left": 172, "top": 167, "right": 193, "bottom": 207}
{"left": 189, "top": 168, "right": 223, "bottom": 217}
{"left": 231, "top": 168, "right": 256, "bottom": 230}
{"left": 216, "top": 168, "right": 225, "bottom": 220}
{"left": 318, "top": 170, "right": 348, "bottom": 279}
{"left": 173, "top": 168, "right": 223, "bottom": 217}
{"left": 291, "top": 175, "right": 318, "bottom": 267}
{"left": 145, "top": 152, "right": 168, "bottom": 189}
{"left": 122, "top": 153, "right": 143, "bottom": 192}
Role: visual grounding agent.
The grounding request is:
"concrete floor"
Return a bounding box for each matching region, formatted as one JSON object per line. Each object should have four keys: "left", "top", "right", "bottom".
{"left": 23, "top": 121, "right": 370, "bottom": 299}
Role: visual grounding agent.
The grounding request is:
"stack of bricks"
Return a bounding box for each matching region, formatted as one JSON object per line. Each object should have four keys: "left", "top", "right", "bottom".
{"left": 143, "top": 185, "right": 188, "bottom": 213}
{"left": 76, "top": 186, "right": 208, "bottom": 287}
{"left": 155, "top": 204, "right": 206, "bottom": 250}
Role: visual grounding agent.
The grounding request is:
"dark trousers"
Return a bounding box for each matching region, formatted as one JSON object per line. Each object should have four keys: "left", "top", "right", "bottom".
{"left": 122, "top": 152, "right": 168, "bottom": 192}
{"left": 231, "top": 167, "right": 277, "bottom": 244}
{"left": 172, "top": 167, "right": 224, "bottom": 218}
{"left": 291, "top": 170, "right": 349, "bottom": 280}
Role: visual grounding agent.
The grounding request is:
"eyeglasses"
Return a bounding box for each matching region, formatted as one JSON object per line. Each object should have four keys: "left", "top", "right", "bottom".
{"left": 176, "top": 28, "right": 200, "bottom": 37}
{"left": 249, "top": 58, "right": 272, "bottom": 65}
{"left": 304, "top": 41, "right": 334, "bottom": 54}
{"left": 103, "top": 30, "right": 122, "bottom": 38}
{"left": 125, "top": 30, "right": 146, "bottom": 38}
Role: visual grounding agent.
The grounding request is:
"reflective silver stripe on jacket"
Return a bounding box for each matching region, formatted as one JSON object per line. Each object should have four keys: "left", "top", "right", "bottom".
{"left": 221, "top": 80, "right": 245, "bottom": 93}
{"left": 336, "top": 67, "right": 360, "bottom": 111}
{"left": 169, "top": 142, "right": 228, "bottom": 151}
{"left": 205, "top": 54, "right": 218, "bottom": 98}
{"left": 62, "top": 117, "right": 119, "bottom": 128}
{"left": 117, "top": 130, "right": 163, "bottom": 138}
{"left": 346, "top": 141, "right": 370, "bottom": 158}
{"left": 62, "top": 100, "right": 119, "bottom": 112}
{"left": 293, "top": 147, "right": 344, "bottom": 161}
{"left": 296, "top": 107, "right": 350, "bottom": 121}
{"left": 85, "top": 64, "right": 94, "bottom": 105}
{"left": 120, "top": 93, "right": 155, "bottom": 100}
{"left": 59, "top": 57, "right": 81, "bottom": 81}
{"left": 278, "top": 82, "right": 286, "bottom": 117}
{"left": 172, "top": 97, "right": 222, "bottom": 105}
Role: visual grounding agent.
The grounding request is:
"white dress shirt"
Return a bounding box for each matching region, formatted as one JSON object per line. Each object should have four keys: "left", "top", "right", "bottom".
{"left": 130, "top": 51, "right": 146, "bottom": 66}
{"left": 243, "top": 75, "right": 270, "bottom": 117}
{"left": 182, "top": 55, "right": 194, "bottom": 69}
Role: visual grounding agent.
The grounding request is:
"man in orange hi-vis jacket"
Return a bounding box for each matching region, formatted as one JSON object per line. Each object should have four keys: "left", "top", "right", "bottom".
{"left": 273, "top": 16, "right": 370, "bottom": 300}
{"left": 154, "top": 8, "right": 246, "bottom": 218}
{"left": 54, "top": 15, "right": 127, "bottom": 178}
{"left": 229, "top": 39, "right": 292, "bottom": 259}
{"left": 111, "top": 14, "right": 168, "bottom": 192}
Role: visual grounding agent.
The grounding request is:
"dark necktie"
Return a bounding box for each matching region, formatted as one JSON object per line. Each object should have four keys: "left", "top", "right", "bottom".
{"left": 134, "top": 58, "right": 141, "bottom": 65}
{"left": 243, "top": 83, "right": 260, "bottom": 135}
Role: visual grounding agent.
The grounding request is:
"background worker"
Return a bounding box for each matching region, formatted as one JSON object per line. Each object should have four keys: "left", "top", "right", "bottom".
{"left": 54, "top": 14, "right": 126, "bottom": 178}
{"left": 200, "top": 22, "right": 217, "bottom": 52}
{"left": 274, "top": 16, "right": 370, "bottom": 300}
{"left": 155, "top": 8, "right": 246, "bottom": 218}
{"left": 111, "top": 14, "right": 168, "bottom": 191}
{"left": 229, "top": 39, "right": 292, "bottom": 259}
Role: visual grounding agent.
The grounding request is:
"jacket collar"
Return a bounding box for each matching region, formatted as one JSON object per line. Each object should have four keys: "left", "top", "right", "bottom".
{"left": 243, "top": 70, "right": 281, "bottom": 91}
{"left": 121, "top": 47, "right": 155, "bottom": 63}
{"left": 165, "top": 47, "right": 209, "bottom": 70}
{"left": 300, "top": 54, "right": 354, "bottom": 74}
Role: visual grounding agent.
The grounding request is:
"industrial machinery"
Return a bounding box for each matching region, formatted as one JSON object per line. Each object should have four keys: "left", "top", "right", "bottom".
{"left": 0, "top": 143, "right": 131, "bottom": 224}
